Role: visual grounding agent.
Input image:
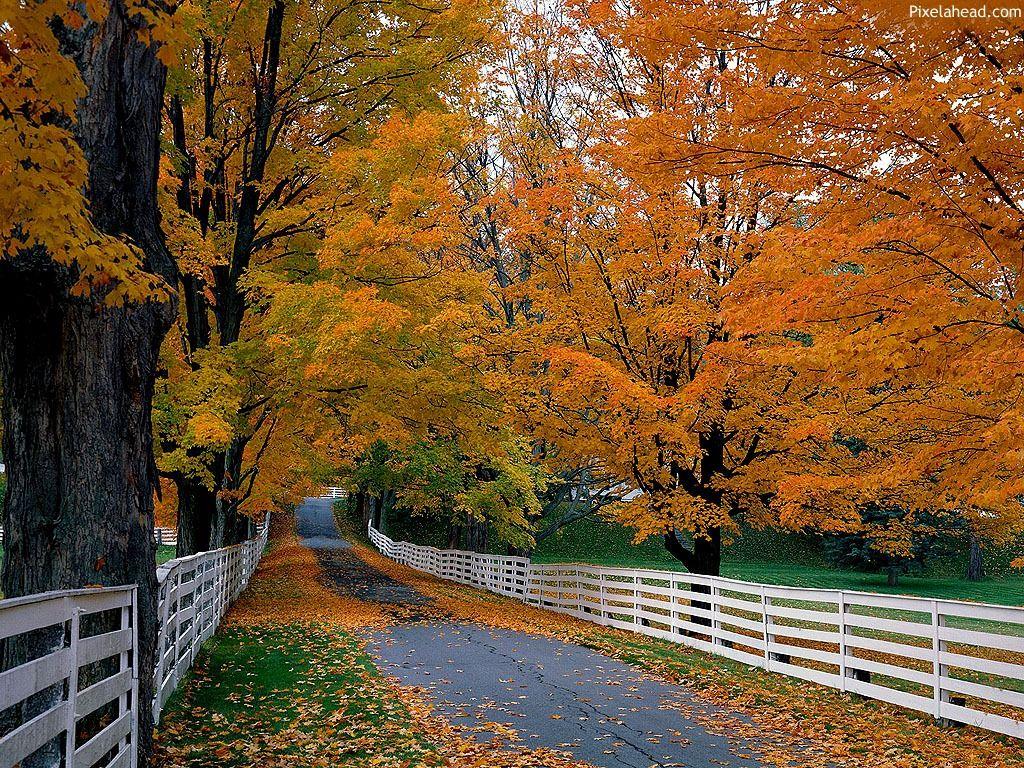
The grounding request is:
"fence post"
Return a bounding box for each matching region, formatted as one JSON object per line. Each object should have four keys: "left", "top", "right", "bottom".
{"left": 931, "top": 599, "right": 944, "bottom": 721}
{"left": 600, "top": 571, "right": 607, "bottom": 625}
{"left": 575, "top": 568, "right": 583, "bottom": 616}
{"left": 711, "top": 582, "right": 721, "bottom": 646}
{"left": 154, "top": 575, "right": 171, "bottom": 722}
{"left": 631, "top": 574, "right": 639, "bottom": 627}
{"left": 838, "top": 590, "right": 848, "bottom": 692}
{"left": 127, "top": 588, "right": 139, "bottom": 768}
{"left": 65, "top": 605, "right": 82, "bottom": 767}
{"left": 761, "top": 587, "right": 770, "bottom": 671}
{"left": 170, "top": 568, "right": 181, "bottom": 694}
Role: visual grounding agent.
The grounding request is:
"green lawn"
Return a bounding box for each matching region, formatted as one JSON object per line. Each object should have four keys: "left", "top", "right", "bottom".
{"left": 532, "top": 515, "right": 1024, "bottom": 606}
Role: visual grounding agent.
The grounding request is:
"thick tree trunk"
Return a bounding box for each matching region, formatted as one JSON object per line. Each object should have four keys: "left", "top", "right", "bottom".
{"left": 0, "top": 3, "right": 174, "bottom": 765}
{"left": 466, "top": 516, "right": 489, "bottom": 553}
{"left": 371, "top": 495, "right": 384, "bottom": 532}
{"left": 966, "top": 534, "right": 985, "bottom": 582}
{"left": 356, "top": 489, "right": 370, "bottom": 528}
{"left": 209, "top": 441, "right": 252, "bottom": 548}
{"left": 174, "top": 476, "right": 216, "bottom": 556}
{"left": 0, "top": 285, "right": 168, "bottom": 767}
{"left": 665, "top": 528, "right": 722, "bottom": 576}
{"left": 887, "top": 565, "right": 900, "bottom": 587}
{"left": 446, "top": 522, "right": 463, "bottom": 549}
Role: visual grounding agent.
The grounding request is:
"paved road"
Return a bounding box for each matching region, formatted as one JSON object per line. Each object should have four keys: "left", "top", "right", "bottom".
{"left": 298, "top": 497, "right": 430, "bottom": 607}
{"left": 297, "top": 498, "right": 765, "bottom": 768}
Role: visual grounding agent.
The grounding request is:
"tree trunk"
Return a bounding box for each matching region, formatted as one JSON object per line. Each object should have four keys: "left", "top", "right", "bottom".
{"left": 446, "top": 522, "right": 463, "bottom": 549}
{"left": 966, "top": 534, "right": 985, "bottom": 582}
{"left": 887, "top": 565, "right": 900, "bottom": 587}
{"left": 0, "top": 5, "right": 175, "bottom": 765}
{"left": 466, "top": 517, "right": 489, "bottom": 553}
{"left": 174, "top": 476, "right": 215, "bottom": 556}
{"left": 371, "top": 495, "right": 384, "bottom": 532}
{"left": 665, "top": 528, "right": 722, "bottom": 576}
{"left": 209, "top": 441, "right": 252, "bottom": 548}
{"left": 0, "top": 290, "right": 168, "bottom": 768}
{"left": 356, "top": 489, "right": 370, "bottom": 528}
{"left": 665, "top": 528, "right": 722, "bottom": 629}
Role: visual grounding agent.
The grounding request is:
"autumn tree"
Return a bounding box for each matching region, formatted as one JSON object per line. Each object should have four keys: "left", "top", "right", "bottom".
{"left": 695, "top": 1, "right": 1024, "bottom": 564}
{"left": 158, "top": 0, "right": 493, "bottom": 554}
{"left": 0, "top": 0, "right": 177, "bottom": 763}
{"left": 469, "top": 1, "right": 822, "bottom": 575}
{"left": 349, "top": 437, "right": 545, "bottom": 552}
{"left": 261, "top": 106, "right": 558, "bottom": 551}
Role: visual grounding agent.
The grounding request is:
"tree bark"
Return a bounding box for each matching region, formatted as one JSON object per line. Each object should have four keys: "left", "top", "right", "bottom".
{"left": 356, "top": 489, "right": 370, "bottom": 528}
{"left": 210, "top": 439, "right": 252, "bottom": 548}
{"left": 466, "top": 516, "right": 489, "bottom": 553}
{"left": 887, "top": 564, "right": 900, "bottom": 587}
{"left": 0, "top": 4, "right": 175, "bottom": 765}
{"left": 446, "top": 522, "right": 463, "bottom": 549}
{"left": 371, "top": 495, "right": 384, "bottom": 532}
{"left": 665, "top": 528, "right": 722, "bottom": 576}
{"left": 966, "top": 534, "right": 985, "bottom": 581}
{"left": 174, "top": 476, "right": 215, "bottom": 556}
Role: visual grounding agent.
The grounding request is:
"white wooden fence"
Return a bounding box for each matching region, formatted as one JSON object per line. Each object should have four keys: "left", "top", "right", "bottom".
{"left": 151, "top": 521, "right": 268, "bottom": 721}
{"left": 368, "top": 524, "right": 1024, "bottom": 740}
{"left": 0, "top": 519, "right": 268, "bottom": 767}
{"left": 153, "top": 528, "right": 177, "bottom": 548}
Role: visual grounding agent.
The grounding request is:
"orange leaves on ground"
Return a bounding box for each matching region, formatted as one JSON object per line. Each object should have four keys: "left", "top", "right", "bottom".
{"left": 225, "top": 515, "right": 384, "bottom": 629}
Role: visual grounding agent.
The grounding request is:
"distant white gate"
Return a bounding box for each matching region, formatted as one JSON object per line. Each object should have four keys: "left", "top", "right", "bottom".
{"left": 0, "top": 519, "right": 268, "bottom": 767}
{"left": 369, "top": 523, "right": 1024, "bottom": 740}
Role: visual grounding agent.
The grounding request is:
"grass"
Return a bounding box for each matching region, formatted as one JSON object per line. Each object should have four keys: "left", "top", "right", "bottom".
{"left": 533, "top": 515, "right": 1024, "bottom": 606}
{"left": 155, "top": 623, "right": 443, "bottom": 767}
{"left": 378, "top": 507, "right": 1024, "bottom": 607}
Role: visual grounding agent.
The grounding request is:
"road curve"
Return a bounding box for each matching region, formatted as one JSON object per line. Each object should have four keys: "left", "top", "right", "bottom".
{"left": 296, "top": 497, "right": 766, "bottom": 768}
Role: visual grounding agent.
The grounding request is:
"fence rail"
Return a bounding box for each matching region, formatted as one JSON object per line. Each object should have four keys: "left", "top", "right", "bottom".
{"left": 369, "top": 524, "right": 1024, "bottom": 740}
{"left": 0, "top": 519, "right": 268, "bottom": 768}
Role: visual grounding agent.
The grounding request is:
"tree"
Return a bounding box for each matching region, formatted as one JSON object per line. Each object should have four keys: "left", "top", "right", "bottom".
{"left": 262, "top": 105, "right": 566, "bottom": 552}
{"left": 694, "top": 1, "right": 1024, "bottom": 556}
{"left": 351, "top": 436, "right": 545, "bottom": 552}
{"left": 823, "top": 507, "right": 948, "bottom": 587}
{"left": 478, "top": 1, "right": 827, "bottom": 575}
{"left": 0, "top": 1, "right": 176, "bottom": 763}
{"left": 158, "top": 0, "right": 494, "bottom": 554}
